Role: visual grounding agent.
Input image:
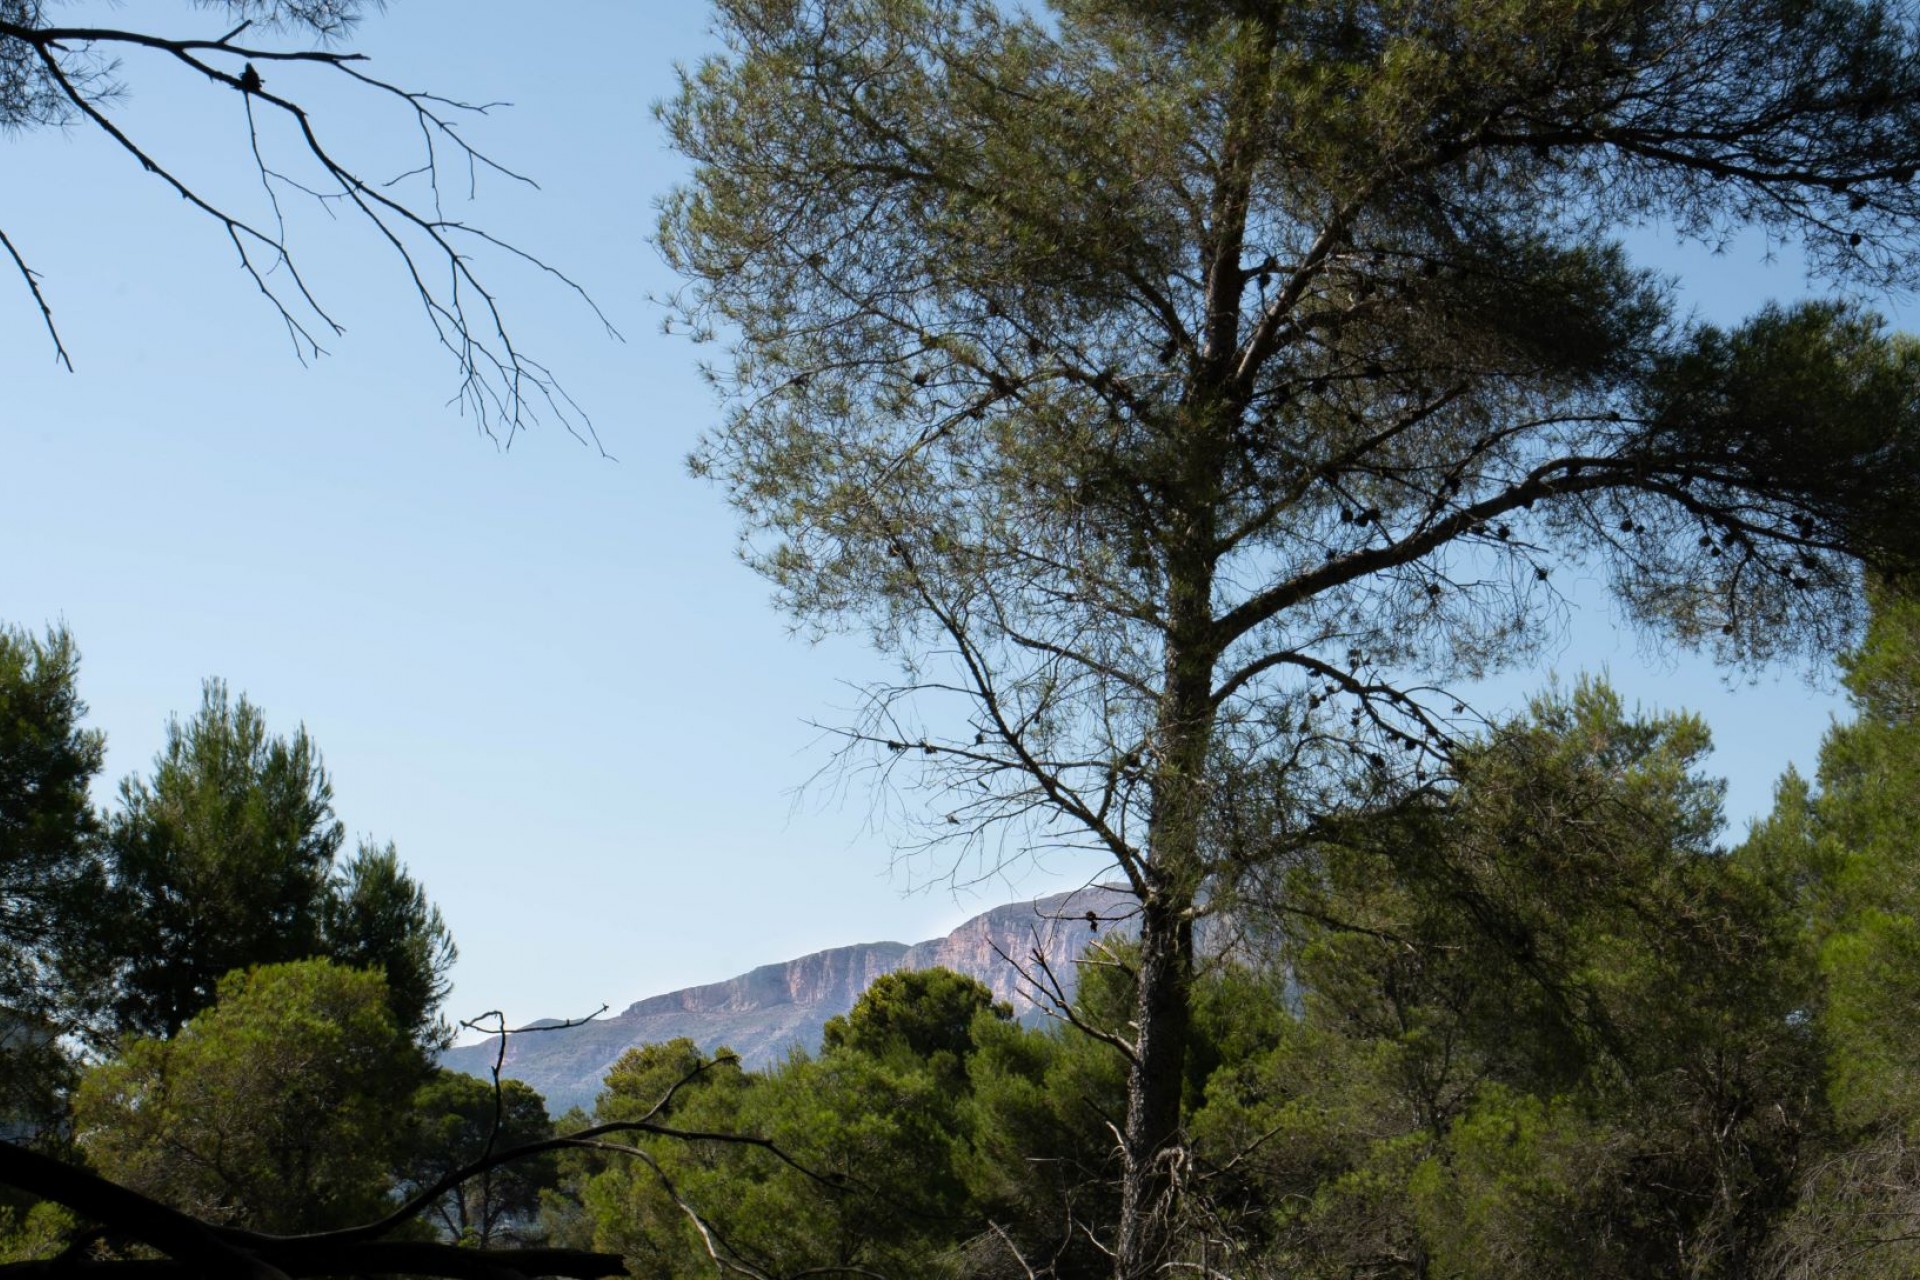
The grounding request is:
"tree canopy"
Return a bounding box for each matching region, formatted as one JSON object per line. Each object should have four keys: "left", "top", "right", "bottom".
{"left": 74, "top": 960, "right": 417, "bottom": 1234}
{"left": 325, "top": 842, "right": 459, "bottom": 1052}
{"left": 0, "top": 624, "right": 105, "bottom": 1127}
{"left": 397, "top": 1072, "right": 558, "bottom": 1248}
{"left": 821, "top": 966, "right": 1011, "bottom": 1064}
{"left": 540, "top": 679, "right": 1868, "bottom": 1278}
{"left": 1735, "top": 590, "right": 1920, "bottom": 1276}
{"left": 0, "top": 625, "right": 103, "bottom": 1017}
{"left": 103, "top": 679, "right": 455, "bottom": 1048}
{"left": 663, "top": 1, "right": 1920, "bottom": 1271}
{"left": 105, "top": 681, "right": 341, "bottom": 1040}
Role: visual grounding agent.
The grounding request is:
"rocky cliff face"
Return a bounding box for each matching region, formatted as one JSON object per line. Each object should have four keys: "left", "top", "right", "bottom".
{"left": 620, "top": 941, "right": 913, "bottom": 1019}
{"left": 897, "top": 891, "right": 1131, "bottom": 1006}
{"left": 441, "top": 885, "right": 1132, "bottom": 1114}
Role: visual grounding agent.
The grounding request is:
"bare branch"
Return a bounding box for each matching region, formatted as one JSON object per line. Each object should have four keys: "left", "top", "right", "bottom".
{"left": 0, "top": 225, "right": 69, "bottom": 370}
{"left": 0, "top": 10, "right": 612, "bottom": 445}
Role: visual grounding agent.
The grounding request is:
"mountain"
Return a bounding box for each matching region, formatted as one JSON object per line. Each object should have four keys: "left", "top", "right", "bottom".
{"left": 440, "top": 885, "right": 1133, "bottom": 1113}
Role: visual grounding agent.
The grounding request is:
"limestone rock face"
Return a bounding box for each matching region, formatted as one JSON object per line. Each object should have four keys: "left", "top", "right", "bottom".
{"left": 441, "top": 885, "right": 1131, "bottom": 1113}
{"left": 897, "top": 891, "right": 1131, "bottom": 1007}
{"left": 620, "top": 941, "right": 914, "bottom": 1019}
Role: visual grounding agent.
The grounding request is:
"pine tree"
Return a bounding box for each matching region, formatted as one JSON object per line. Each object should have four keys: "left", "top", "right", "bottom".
{"left": 663, "top": 3, "right": 1920, "bottom": 1270}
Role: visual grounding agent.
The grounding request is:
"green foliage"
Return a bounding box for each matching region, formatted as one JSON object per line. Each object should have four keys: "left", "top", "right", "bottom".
{"left": 1747, "top": 591, "right": 1920, "bottom": 1132}
{"left": 729, "top": 1050, "right": 976, "bottom": 1271}
{"left": 398, "top": 1071, "right": 556, "bottom": 1245}
{"left": 553, "top": 1039, "right": 752, "bottom": 1277}
{"left": 1189, "top": 681, "right": 1819, "bottom": 1277}
{"left": 0, "top": 626, "right": 479, "bottom": 1264}
{"left": 532, "top": 661, "right": 1920, "bottom": 1276}
{"left": 104, "top": 681, "right": 343, "bottom": 1040}
{"left": 74, "top": 959, "right": 417, "bottom": 1233}
{"left": 10, "top": 598, "right": 1920, "bottom": 1279}
{"left": 962, "top": 998, "right": 1129, "bottom": 1277}
{"left": 663, "top": 3, "right": 1920, "bottom": 1265}
{"left": 0, "top": 624, "right": 104, "bottom": 1006}
{"left": 0, "top": 1202, "right": 78, "bottom": 1265}
{"left": 1735, "top": 590, "right": 1920, "bottom": 1276}
{"left": 103, "top": 679, "right": 454, "bottom": 1047}
{"left": 0, "top": 624, "right": 105, "bottom": 1131}
{"left": 576, "top": 1038, "right": 975, "bottom": 1277}
{"left": 821, "top": 967, "right": 1010, "bottom": 1068}
{"left": 560, "top": 980, "right": 1084, "bottom": 1278}
{"left": 326, "top": 841, "right": 458, "bottom": 1051}
{"left": 1638, "top": 305, "right": 1920, "bottom": 649}
{"left": 1840, "top": 587, "right": 1920, "bottom": 725}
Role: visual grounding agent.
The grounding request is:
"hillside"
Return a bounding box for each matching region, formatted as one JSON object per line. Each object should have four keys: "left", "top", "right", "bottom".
{"left": 441, "top": 884, "right": 1132, "bottom": 1112}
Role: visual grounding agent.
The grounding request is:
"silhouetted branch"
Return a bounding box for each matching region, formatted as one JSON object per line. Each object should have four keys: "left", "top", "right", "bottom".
{"left": 0, "top": 9, "right": 615, "bottom": 446}
{"left": 0, "top": 226, "right": 69, "bottom": 370}
{"left": 990, "top": 930, "right": 1138, "bottom": 1064}
{"left": 0, "top": 1138, "right": 622, "bottom": 1280}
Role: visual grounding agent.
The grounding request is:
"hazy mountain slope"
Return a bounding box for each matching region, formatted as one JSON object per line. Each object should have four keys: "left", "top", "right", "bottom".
{"left": 441, "top": 885, "right": 1132, "bottom": 1112}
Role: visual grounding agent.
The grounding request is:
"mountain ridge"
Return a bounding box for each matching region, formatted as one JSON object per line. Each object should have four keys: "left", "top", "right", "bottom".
{"left": 441, "top": 885, "right": 1133, "bottom": 1112}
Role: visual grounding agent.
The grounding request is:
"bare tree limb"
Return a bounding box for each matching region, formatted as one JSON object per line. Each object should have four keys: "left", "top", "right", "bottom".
{"left": 0, "top": 9, "right": 614, "bottom": 446}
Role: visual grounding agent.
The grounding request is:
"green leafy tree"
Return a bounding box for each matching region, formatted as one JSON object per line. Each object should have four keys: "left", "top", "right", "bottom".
{"left": 566, "top": 982, "right": 1020, "bottom": 1278}
{"left": 0, "top": 624, "right": 104, "bottom": 1012}
{"left": 540, "top": 682, "right": 1830, "bottom": 1277}
{"left": 1739, "top": 591, "right": 1920, "bottom": 1277}
{"left": 105, "top": 681, "right": 340, "bottom": 1040}
{"left": 397, "top": 1071, "right": 556, "bottom": 1246}
{"left": 574, "top": 1042, "right": 948, "bottom": 1278}
{"left": 728, "top": 1049, "right": 978, "bottom": 1274}
{"left": 822, "top": 967, "right": 1011, "bottom": 1066}
{"left": 73, "top": 959, "right": 416, "bottom": 1233}
{"left": 962, "top": 970, "right": 1135, "bottom": 1279}
{"left": 662, "top": 3, "right": 1920, "bottom": 1271}
{"left": 0, "top": 623, "right": 106, "bottom": 1129}
{"left": 556, "top": 1039, "right": 754, "bottom": 1278}
{"left": 1193, "top": 682, "right": 1818, "bottom": 1278}
{"left": 1795, "top": 592, "right": 1920, "bottom": 1132}
{"left": 104, "top": 679, "right": 454, "bottom": 1047}
{"left": 327, "top": 841, "right": 459, "bottom": 1051}
{"left": 0, "top": 1201, "right": 78, "bottom": 1266}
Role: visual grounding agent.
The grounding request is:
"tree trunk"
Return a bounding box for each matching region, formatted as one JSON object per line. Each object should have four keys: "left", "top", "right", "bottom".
{"left": 1115, "top": 24, "right": 1257, "bottom": 1270}
{"left": 1116, "top": 542, "right": 1217, "bottom": 1277}
{"left": 1115, "top": 886, "right": 1197, "bottom": 1277}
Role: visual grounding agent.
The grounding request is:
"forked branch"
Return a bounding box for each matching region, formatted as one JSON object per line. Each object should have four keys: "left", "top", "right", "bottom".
{"left": 0, "top": 10, "right": 615, "bottom": 446}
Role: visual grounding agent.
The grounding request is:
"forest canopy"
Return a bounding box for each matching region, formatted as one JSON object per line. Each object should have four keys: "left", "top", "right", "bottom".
{"left": 542, "top": 603, "right": 1920, "bottom": 1278}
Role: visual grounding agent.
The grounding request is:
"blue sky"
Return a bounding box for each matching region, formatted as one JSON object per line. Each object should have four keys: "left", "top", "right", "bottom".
{"left": 1, "top": 2, "right": 1904, "bottom": 1034}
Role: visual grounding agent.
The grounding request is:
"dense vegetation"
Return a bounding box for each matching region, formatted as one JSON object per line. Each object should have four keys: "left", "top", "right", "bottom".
{"left": 8, "top": 597, "right": 1920, "bottom": 1277}
{"left": 524, "top": 593, "right": 1920, "bottom": 1278}
{"left": 660, "top": 2, "right": 1920, "bottom": 1267}
{"left": 7, "top": 1, "right": 1920, "bottom": 1277}
{"left": 0, "top": 628, "right": 505, "bottom": 1249}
